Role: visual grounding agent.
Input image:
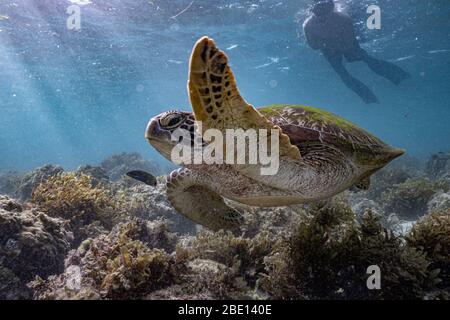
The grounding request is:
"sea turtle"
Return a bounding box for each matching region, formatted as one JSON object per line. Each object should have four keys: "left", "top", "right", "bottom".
{"left": 137, "top": 37, "right": 404, "bottom": 231}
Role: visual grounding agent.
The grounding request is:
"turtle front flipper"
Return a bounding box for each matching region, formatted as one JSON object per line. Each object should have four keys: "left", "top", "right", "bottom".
{"left": 166, "top": 168, "right": 243, "bottom": 231}
{"left": 188, "top": 36, "right": 301, "bottom": 161}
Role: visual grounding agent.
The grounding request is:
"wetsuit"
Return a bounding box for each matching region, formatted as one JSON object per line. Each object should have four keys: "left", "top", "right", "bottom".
{"left": 303, "top": 1, "right": 410, "bottom": 103}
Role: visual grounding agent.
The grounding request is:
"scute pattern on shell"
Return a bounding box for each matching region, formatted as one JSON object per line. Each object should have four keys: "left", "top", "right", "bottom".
{"left": 259, "top": 105, "right": 390, "bottom": 158}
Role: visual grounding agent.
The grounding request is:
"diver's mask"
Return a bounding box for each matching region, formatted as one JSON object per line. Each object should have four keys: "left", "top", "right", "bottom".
{"left": 312, "top": 0, "right": 335, "bottom": 17}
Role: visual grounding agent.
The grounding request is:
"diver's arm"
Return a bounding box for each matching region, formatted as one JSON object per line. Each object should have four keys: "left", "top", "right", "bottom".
{"left": 303, "top": 19, "right": 321, "bottom": 50}
{"left": 335, "top": 12, "right": 359, "bottom": 51}
{"left": 337, "top": 12, "right": 355, "bottom": 34}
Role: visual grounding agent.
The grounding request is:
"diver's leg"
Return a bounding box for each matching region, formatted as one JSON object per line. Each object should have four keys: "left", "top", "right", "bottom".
{"left": 324, "top": 51, "right": 379, "bottom": 104}
{"left": 361, "top": 50, "right": 411, "bottom": 85}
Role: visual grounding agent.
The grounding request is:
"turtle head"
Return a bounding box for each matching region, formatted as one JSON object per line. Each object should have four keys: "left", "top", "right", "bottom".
{"left": 145, "top": 111, "right": 197, "bottom": 160}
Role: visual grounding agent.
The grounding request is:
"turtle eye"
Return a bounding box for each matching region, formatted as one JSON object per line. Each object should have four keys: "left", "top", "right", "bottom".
{"left": 159, "top": 113, "right": 184, "bottom": 129}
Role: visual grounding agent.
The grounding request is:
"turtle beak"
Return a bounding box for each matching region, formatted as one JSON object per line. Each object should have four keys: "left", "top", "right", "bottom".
{"left": 145, "top": 116, "right": 174, "bottom": 161}
{"left": 145, "top": 117, "right": 171, "bottom": 142}
{"left": 145, "top": 118, "right": 158, "bottom": 140}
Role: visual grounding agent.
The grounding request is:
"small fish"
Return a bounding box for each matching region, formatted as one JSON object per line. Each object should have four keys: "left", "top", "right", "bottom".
{"left": 0, "top": 14, "right": 9, "bottom": 20}
{"left": 126, "top": 170, "right": 157, "bottom": 186}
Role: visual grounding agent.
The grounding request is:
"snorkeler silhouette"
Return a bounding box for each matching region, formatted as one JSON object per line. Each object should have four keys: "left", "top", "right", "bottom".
{"left": 303, "top": 0, "right": 410, "bottom": 104}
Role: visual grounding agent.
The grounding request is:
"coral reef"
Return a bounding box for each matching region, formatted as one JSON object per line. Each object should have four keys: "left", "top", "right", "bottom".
{"left": 116, "top": 218, "right": 179, "bottom": 253}
{"left": 363, "top": 166, "right": 413, "bottom": 201}
{"left": 31, "top": 173, "right": 124, "bottom": 245}
{"left": 100, "top": 152, "right": 161, "bottom": 181}
{"left": 407, "top": 209, "right": 450, "bottom": 294}
{"left": 426, "top": 152, "right": 450, "bottom": 181}
{"left": 0, "top": 196, "right": 73, "bottom": 299}
{"left": 0, "top": 266, "right": 27, "bottom": 300}
{"left": 14, "top": 164, "right": 64, "bottom": 202}
{"left": 261, "top": 200, "right": 439, "bottom": 300}
{"left": 182, "top": 230, "right": 274, "bottom": 299}
{"left": 31, "top": 219, "right": 186, "bottom": 300}
{"left": 380, "top": 177, "right": 448, "bottom": 219}
{"left": 114, "top": 182, "right": 197, "bottom": 235}
{"left": 427, "top": 192, "right": 450, "bottom": 212}
{"left": 1, "top": 151, "right": 450, "bottom": 300}
{"left": 347, "top": 193, "right": 402, "bottom": 233}
{"left": 0, "top": 171, "right": 22, "bottom": 197}
{"left": 75, "top": 165, "right": 110, "bottom": 187}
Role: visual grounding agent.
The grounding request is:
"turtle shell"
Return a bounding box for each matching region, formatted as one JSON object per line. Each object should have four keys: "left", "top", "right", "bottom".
{"left": 258, "top": 104, "right": 404, "bottom": 167}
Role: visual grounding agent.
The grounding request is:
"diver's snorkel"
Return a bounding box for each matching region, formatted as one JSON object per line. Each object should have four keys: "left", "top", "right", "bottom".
{"left": 312, "top": 0, "right": 335, "bottom": 18}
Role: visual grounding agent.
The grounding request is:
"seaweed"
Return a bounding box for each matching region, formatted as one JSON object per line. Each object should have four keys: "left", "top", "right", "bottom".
{"left": 31, "top": 219, "right": 187, "bottom": 300}
{"left": 261, "top": 198, "right": 355, "bottom": 299}
{"left": 339, "top": 212, "right": 435, "bottom": 300}
{"left": 75, "top": 165, "right": 110, "bottom": 187}
{"left": 31, "top": 173, "right": 124, "bottom": 244}
{"left": 163, "top": 229, "right": 271, "bottom": 300}
{"left": 407, "top": 209, "right": 450, "bottom": 291}
{"left": 261, "top": 199, "right": 438, "bottom": 300}
{"left": 364, "top": 166, "right": 413, "bottom": 201}
{"left": 4, "top": 153, "right": 450, "bottom": 300}
{"left": 187, "top": 230, "right": 273, "bottom": 288}
{"left": 380, "top": 177, "right": 448, "bottom": 219}
{"left": 183, "top": 258, "right": 254, "bottom": 300}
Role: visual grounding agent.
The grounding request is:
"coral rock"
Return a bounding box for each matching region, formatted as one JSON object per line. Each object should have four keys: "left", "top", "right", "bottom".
{"left": 101, "top": 152, "right": 161, "bottom": 181}
{"left": 380, "top": 177, "right": 448, "bottom": 219}
{"left": 15, "top": 165, "right": 63, "bottom": 202}
{"left": 31, "top": 173, "right": 123, "bottom": 245}
{"left": 31, "top": 219, "right": 186, "bottom": 300}
{"left": 0, "top": 196, "right": 73, "bottom": 299}
{"left": 427, "top": 192, "right": 450, "bottom": 212}
{"left": 75, "top": 165, "right": 110, "bottom": 186}
{"left": 0, "top": 171, "right": 22, "bottom": 198}
{"left": 116, "top": 183, "right": 197, "bottom": 235}
{"left": 426, "top": 152, "right": 450, "bottom": 181}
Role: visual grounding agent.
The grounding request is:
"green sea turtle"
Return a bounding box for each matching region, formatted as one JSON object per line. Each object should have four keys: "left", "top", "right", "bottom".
{"left": 139, "top": 37, "right": 404, "bottom": 231}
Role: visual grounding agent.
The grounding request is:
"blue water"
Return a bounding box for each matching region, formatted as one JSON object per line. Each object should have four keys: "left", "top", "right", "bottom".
{"left": 0, "top": 0, "right": 449, "bottom": 171}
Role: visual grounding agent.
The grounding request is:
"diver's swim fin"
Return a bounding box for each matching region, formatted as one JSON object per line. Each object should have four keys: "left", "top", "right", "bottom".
{"left": 356, "top": 83, "right": 379, "bottom": 104}
{"left": 323, "top": 52, "right": 380, "bottom": 104}
{"left": 126, "top": 170, "right": 157, "bottom": 186}
{"left": 364, "top": 56, "right": 411, "bottom": 85}
{"left": 343, "top": 75, "right": 379, "bottom": 104}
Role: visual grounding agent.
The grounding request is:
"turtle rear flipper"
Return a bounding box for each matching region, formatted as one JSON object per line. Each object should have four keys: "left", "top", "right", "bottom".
{"left": 354, "top": 176, "right": 371, "bottom": 190}
{"left": 166, "top": 168, "right": 243, "bottom": 231}
{"left": 126, "top": 170, "right": 157, "bottom": 186}
{"left": 349, "top": 176, "right": 371, "bottom": 192}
